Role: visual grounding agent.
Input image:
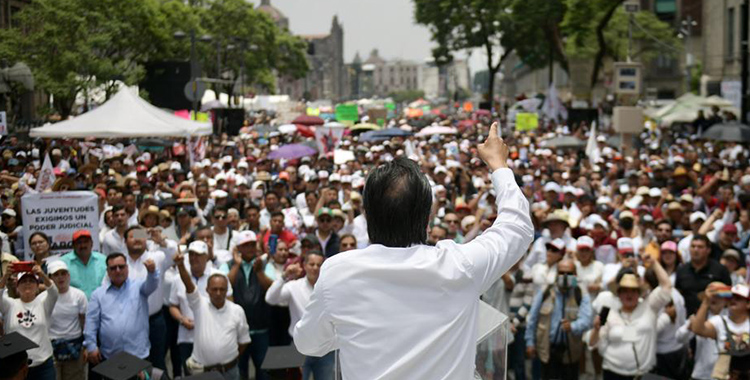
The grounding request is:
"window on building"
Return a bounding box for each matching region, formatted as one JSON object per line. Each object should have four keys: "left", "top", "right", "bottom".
{"left": 655, "top": 0, "right": 676, "bottom": 14}
{"left": 728, "top": 7, "right": 736, "bottom": 59}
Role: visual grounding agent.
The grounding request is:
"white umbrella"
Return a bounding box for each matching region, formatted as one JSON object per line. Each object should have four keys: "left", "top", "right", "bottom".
{"left": 278, "top": 124, "right": 297, "bottom": 134}
{"left": 415, "top": 126, "right": 458, "bottom": 137}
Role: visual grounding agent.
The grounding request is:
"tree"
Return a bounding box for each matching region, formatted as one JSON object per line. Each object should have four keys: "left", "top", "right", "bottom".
{"left": 413, "top": 0, "right": 515, "bottom": 104}
{"left": 388, "top": 89, "right": 425, "bottom": 104}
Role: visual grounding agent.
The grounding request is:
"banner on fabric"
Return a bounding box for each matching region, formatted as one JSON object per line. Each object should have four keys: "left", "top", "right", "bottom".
{"left": 335, "top": 104, "right": 359, "bottom": 122}
{"left": 22, "top": 191, "right": 100, "bottom": 256}
{"left": 314, "top": 126, "right": 345, "bottom": 157}
{"left": 516, "top": 113, "right": 539, "bottom": 131}
{"left": 35, "top": 153, "right": 56, "bottom": 193}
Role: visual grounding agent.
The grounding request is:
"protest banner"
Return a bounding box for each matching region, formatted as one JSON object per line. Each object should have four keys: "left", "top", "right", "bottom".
{"left": 335, "top": 104, "right": 359, "bottom": 122}
{"left": 36, "top": 153, "right": 56, "bottom": 192}
{"left": 314, "top": 126, "right": 345, "bottom": 157}
{"left": 21, "top": 191, "right": 100, "bottom": 256}
{"left": 516, "top": 113, "right": 539, "bottom": 131}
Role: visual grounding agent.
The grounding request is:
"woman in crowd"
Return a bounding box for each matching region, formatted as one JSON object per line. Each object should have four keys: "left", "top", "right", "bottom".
{"left": 0, "top": 262, "right": 59, "bottom": 380}
{"left": 46, "top": 260, "right": 87, "bottom": 380}
{"left": 589, "top": 254, "right": 672, "bottom": 380}
{"left": 28, "top": 232, "right": 57, "bottom": 273}
{"left": 339, "top": 234, "right": 357, "bottom": 253}
{"left": 658, "top": 240, "right": 681, "bottom": 285}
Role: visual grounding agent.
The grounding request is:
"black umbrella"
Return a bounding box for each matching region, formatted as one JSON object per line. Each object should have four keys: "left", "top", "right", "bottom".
{"left": 700, "top": 122, "right": 750, "bottom": 142}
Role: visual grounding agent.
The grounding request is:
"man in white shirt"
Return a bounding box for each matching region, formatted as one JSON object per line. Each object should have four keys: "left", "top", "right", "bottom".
{"left": 121, "top": 226, "right": 177, "bottom": 372}
{"left": 101, "top": 205, "right": 129, "bottom": 255}
{"left": 174, "top": 249, "right": 250, "bottom": 379}
{"left": 530, "top": 238, "right": 565, "bottom": 293}
{"left": 574, "top": 236, "right": 604, "bottom": 296}
{"left": 169, "top": 240, "right": 232, "bottom": 374}
{"left": 293, "top": 123, "right": 534, "bottom": 380}
{"left": 266, "top": 251, "right": 331, "bottom": 380}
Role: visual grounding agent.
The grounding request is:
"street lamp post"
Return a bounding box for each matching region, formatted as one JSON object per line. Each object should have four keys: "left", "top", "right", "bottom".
{"left": 174, "top": 31, "right": 212, "bottom": 119}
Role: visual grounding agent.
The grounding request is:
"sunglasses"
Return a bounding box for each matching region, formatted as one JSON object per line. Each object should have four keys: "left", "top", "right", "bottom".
{"left": 445, "top": 220, "right": 460, "bottom": 224}
{"left": 215, "top": 215, "right": 227, "bottom": 220}
{"left": 108, "top": 264, "right": 127, "bottom": 271}
{"left": 318, "top": 217, "right": 332, "bottom": 223}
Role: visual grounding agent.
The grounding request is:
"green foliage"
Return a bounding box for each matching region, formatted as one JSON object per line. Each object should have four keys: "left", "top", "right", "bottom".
{"left": 1, "top": 0, "right": 308, "bottom": 117}
{"left": 388, "top": 89, "right": 425, "bottom": 104}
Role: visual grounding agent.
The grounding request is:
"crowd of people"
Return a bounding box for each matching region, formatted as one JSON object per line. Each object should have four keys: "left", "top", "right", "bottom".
{"left": 0, "top": 106, "right": 748, "bottom": 380}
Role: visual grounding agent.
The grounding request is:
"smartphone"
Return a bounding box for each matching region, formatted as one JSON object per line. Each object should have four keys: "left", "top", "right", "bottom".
{"left": 133, "top": 229, "right": 149, "bottom": 240}
{"left": 269, "top": 234, "right": 279, "bottom": 256}
{"left": 599, "top": 307, "right": 610, "bottom": 326}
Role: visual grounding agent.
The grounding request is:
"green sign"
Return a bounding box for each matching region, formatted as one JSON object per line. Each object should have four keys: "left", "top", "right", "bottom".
{"left": 516, "top": 113, "right": 539, "bottom": 131}
{"left": 335, "top": 104, "right": 359, "bottom": 122}
{"left": 385, "top": 102, "right": 396, "bottom": 110}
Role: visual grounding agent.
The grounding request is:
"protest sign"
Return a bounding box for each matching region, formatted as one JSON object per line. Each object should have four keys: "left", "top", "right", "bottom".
{"left": 335, "top": 104, "right": 359, "bottom": 122}
{"left": 22, "top": 191, "right": 100, "bottom": 256}
{"left": 516, "top": 113, "right": 539, "bottom": 131}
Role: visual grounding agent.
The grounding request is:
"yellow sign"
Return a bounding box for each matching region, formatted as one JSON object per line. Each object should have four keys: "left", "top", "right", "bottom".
{"left": 516, "top": 113, "right": 539, "bottom": 131}
{"left": 306, "top": 107, "right": 320, "bottom": 116}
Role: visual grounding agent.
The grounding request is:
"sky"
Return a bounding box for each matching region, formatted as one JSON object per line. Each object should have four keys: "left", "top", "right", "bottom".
{"left": 268, "top": 0, "right": 485, "bottom": 74}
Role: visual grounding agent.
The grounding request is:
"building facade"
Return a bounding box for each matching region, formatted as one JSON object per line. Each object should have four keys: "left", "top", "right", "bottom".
{"left": 701, "top": 0, "right": 746, "bottom": 109}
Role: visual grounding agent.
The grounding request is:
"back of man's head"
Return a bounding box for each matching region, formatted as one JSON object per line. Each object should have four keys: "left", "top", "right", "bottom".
{"left": 364, "top": 157, "right": 432, "bottom": 247}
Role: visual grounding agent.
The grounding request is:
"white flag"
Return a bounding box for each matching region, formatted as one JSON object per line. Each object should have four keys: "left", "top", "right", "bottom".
{"left": 585, "top": 121, "right": 601, "bottom": 165}
{"left": 36, "top": 153, "right": 56, "bottom": 192}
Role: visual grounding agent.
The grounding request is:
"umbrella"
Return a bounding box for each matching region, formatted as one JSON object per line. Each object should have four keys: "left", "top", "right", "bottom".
{"left": 134, "top": 138, "right": 173, "bottom": 147}
{"left": 701, "top": 95, "right": 734, "bottom": 108}
{"left": 324, "top": 121, "right": 346, "bottom": 128}
{"left": 360, "top": 128, "right": 412, "bottom": 142}
{"left": 267, "top": 144, "right": 317, "bottom": 160}
{"left": 296, "top": 125, "right": 315, "bottom": 138}
{"left": 278, "top": 124, "right": 297, "bottom": 134}
{"left": 349, "top": 123, "right": 381, "bottom": 133}
{"left": 474, "top": 109, "right": 491, "bottom": 116}
{"left": 700, "top": 122, "right": 750, "bottom": 142}
{"left": 457, "top": 119, "right": 477, "bottom": 130}
{"left": 293, "top": 115, "right": 325, "bottom": 126}
{"left": 541, "top": 136, "right": 586, "bottom": 149}
{"left": 415, "top": 126, "right": 458, "bottom": 137}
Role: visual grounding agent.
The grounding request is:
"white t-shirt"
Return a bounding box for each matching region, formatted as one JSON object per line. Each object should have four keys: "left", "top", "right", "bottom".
{"left": 0, "top": 285, "right": 59, "bottom": 366}
{"left": 265, "top": 277, "right": 314, "bottom": 336}
{"left": 709, "top": 314, "right": 750, "bottom": 355}
{"left": 187, "top": 290, "right": 250, "bottom": 366}
{"left": 530, "top": 262, "right": 557, "bottom": 294}
{"left": 49, "top": 287, "right": 87, "bottom": 340}
{"left": 576, "top": 260, "right": 604, "bottom": 293}
{"left": 596, "top": 286, "right": 672, "bottom": 376}
{"left": 655, "top": 288, "right": 686, "bottom": 354}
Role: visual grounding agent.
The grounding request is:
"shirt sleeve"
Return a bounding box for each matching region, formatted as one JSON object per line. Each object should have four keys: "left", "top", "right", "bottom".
{"left": 446, "top": 168, "right": 533, "bottom": 293}
{"left": 265, "top": 277, "right": 292, "bottom": 306}
{"left": 647, "top": 285, "right": 672, "bottom": 313}
{"left": 236, "top": 309, "right": 251, "bottom": 345}
{"left": 43, "top": 283, "right": 59, "bottom": 316}
{"left": 78, "top": 290, "right": 88, "bottom": 315}
{"left": 293, "top": 264, "right": 337, "bottom": 356}
{"left": 140, "top": 269, "right": 160, "bottom": 297}
{"left": 187, "top": 286, "right": 201, "bottom": 311}
{"left": 571, "top": 293, "right": 593, "bottom": 336}
{"left": 524, "top": 288, "right": 544, "bottom": 347}
{"left": 84, "top": 291, "right": 101, "bottom": 352}
{"left": 160, "top": 241, "right": 178, "bottom": 269}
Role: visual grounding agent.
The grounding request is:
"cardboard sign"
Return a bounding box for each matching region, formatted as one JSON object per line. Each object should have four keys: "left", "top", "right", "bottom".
{"left": 367, "top": 109, "right": 387, "bottom": 126}
{"left": 516, "top": 113, "right": 539, "bottom": 131}
{"left": 335, "top": 104, "right": 359, "bottom": 122}
{"left": 22, "top": 191, "right": 100, "bottom": 256}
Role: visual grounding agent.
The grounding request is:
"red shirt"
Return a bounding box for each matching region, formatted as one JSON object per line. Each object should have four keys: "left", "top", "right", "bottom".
{"left": 262, "top": 229, "right": 297, "bottom": 248}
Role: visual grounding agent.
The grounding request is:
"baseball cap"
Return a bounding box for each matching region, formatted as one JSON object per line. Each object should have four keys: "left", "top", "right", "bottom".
{"left": 660, "top": 241, "right": 677, "bottom": 253}
{"left": 731, "top": 283, "right": 750, "bottom": 299}
{"left": 636, "top": 186, "right": 650, "bottom": 196}
{"left": 543, "top": 182, "right": 561, "bottom": 193}
{"left": 649, "top": 188, "right": 661, "bottom": 198}
{"left": 187, "top": 241, "right": 209, "bottom": 255}
{"left": 722, "top": 224, "right": 739, "bottom": 234}
{"left": 1, "top": 209, "right": 16, "bottom": 218}
{"left": 235, "top": 230, "right": 257, "bottom": 246}
{"left": 576, "top": 236, "right": 594, "bottom": 250}
{"left": 689, "top": 211, "right": 707, "bottom": 224}
{"left": 47, "top": 260, "right": 69, "bottom": 275}
{"left": 722, "top": 249, "right": 741, "bottom": 262}
{"left": 619, "top": 211, "right": 634, "bottom": 220}
{"left": 617, "top": 237, "right": 635, "bottom": 254}
{"left": 72, "top": 229, "right": 92, "bottom": 242}
{"left": 317, "top": 207, "right": 334, "bottom": 218}
{"left": 546, "top": 238, "right": 566, "bottom": 252}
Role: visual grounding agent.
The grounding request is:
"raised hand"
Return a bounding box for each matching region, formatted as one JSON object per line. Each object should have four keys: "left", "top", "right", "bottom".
{"left": 477, "top": 122, "right": 508, "bottom": 171}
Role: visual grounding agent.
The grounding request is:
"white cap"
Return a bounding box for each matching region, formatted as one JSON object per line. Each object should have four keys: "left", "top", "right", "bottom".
{"left": 619, "top": 184, "right": 630, "bottom": 194}
{"left": 617, "top": 237, "right": 635, "bottom": 253}
{"left": 211, "top": 189, "right": 228, "bottom": 199}
{"left": 434, "top": 166, "right": 449, "bottom": 175}
{"left": 329, "top": 173, "right": 341, "bottom": 182}
{"left": 187, "top": 241, "right": 209, "bottom": 255}
{"left": 238, "top": 161, "right": 249, "bottom": 169}
{"left": 546, "top": 238, "right": 566, "bottom": 251}
{"left": 318, "top": 170, "right": 329, "bottom": 179}
{"left": 235, "top": 230, "right": 257, "bottom": 246}
{"left": 222, "top": 155, "right": 233, "bottom": 163}
{"left": 170, "top": 162, "right": 182, "bottom": 171}
{"left": 46, "top": 260, "right": 68, "bottom": 275}
{"left": 543, "top": 182, "right": 561, "bottom": 193}
{"left": 562, "top": 185, "right": 576, "bottom": 194}
{"left": 576, "top": 236, "right": 595, "bottom": 250}
{"left": 2, "top": 209, "right": 16, "bottom": 218}
{"left": 742, "top": 175, "right": 750, "bottom": 186}
{"left": 689, "top": 211, "right": 708, "bottom": 224}
{"left": 649, "top": 188, "right": 661, "bottom": 198}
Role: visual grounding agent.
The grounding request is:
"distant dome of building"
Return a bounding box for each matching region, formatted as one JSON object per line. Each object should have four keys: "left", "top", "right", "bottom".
{"left": 257, "top": 0, "right": 289, "bottom": 29}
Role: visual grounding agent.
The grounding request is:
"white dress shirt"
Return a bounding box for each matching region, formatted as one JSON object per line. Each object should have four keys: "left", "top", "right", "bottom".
{"left": 101, "top": 229, "right": 127, "bottom": 255}
{"left": 187, "top": 290, "right": 250, "bottom": 366}
{"left": 576, "top": 260, "right": 604, "bottom": 294}
{"left": 655, "top": 288, "right": 686, "bottom": 354}
{"left": 292, "top": 168, "right": 533, "bottom": 380}
{"left": 266, "top": 276, "right": 314, "bottom": 336}
{"left": 118, "top": 241, "right": 176, "bottom": 316}
{"left": 170, "top": 270, "right": 233, "bottom": 344}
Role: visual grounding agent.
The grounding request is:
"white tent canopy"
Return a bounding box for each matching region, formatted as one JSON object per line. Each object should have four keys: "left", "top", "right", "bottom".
{"left": 30, "top": 88, "right": 212, "bottom": 138}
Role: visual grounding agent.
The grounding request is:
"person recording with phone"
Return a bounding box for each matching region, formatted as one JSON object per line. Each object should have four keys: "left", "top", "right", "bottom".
{"left": 525, "top": 259, "right": 593, "bottom": 380}
{"left": 589, "top": 254, "right": 672, "bottom": 380}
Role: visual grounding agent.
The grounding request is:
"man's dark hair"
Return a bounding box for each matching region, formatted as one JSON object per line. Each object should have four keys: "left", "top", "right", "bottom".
{"left": 245, "top": 203, "right": 260, "bottom": 213}
{"left": 212, "top": 205, "right": 228, "bottom": 216}
{"left": 111, "top": 204, "right": 125, "bottom": 214}
{"left": 692, "top": 234, "right": 711, "bottom": 247}
{"left": 265, "top": 191, "right": 279, "bottom": 200}
{"left": 364, "top": 157, "right": 432, "bottom": 247}
{"left": 106, "top": 252, "right": 126, "bottom": 266}
{"left": 655, "top": 219, "right": 673, "bottom": 229}
{"left": 270, "top": 211, "right": 285, "bottom": 219}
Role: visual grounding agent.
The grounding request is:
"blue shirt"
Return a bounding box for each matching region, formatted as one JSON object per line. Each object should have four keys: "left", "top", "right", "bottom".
{"left": 525, "top": 286, "right": 593, "bottom": 347}
{"left": 60, "top": 251, "right": 107, "bottom": 299}
{"left": 84, "top": 271, "right": 159, "bottom": 359}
